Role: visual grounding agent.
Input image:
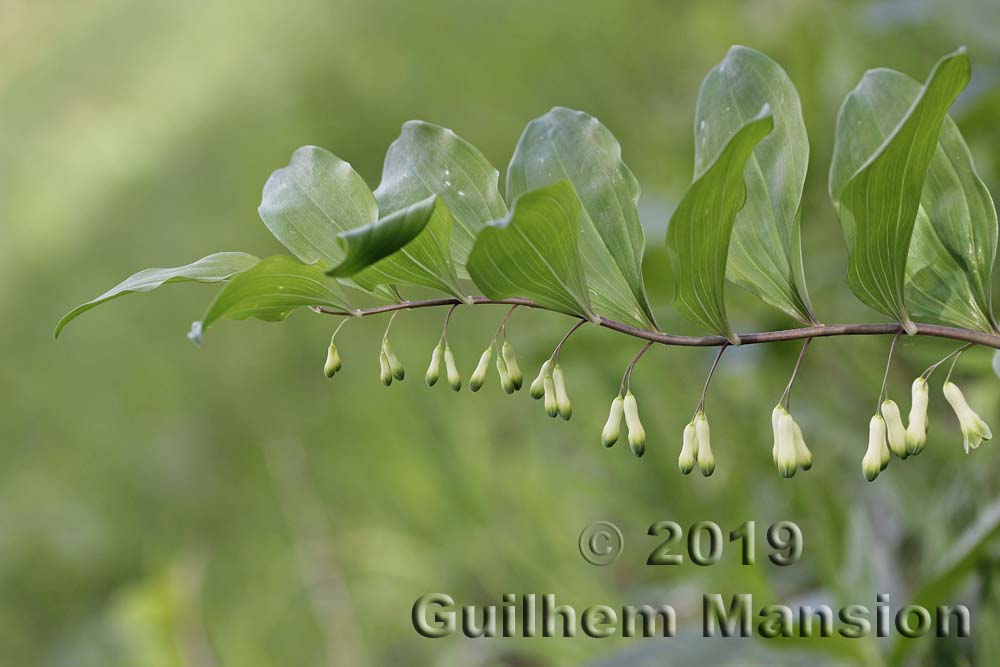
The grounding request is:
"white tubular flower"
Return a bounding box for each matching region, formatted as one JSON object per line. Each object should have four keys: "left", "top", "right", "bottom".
{"left": 863, "top": 415, "right": 887, "bottom": 482}
{"left": 792, "top": 420, "right": 812, "bottom": 471}
{"left": 496, "top": 354, "right": 515, "bottom": 394}
{"left": 444, "top": 345, "right": 462, "bottom": 391}
{"left": 469, "top": 348, "right": 492, "bottom": 392}
{"left": 425, "top": 344, "right": 443, "bottom": 386}
{"left": 543, "top": 375, "right": 558, "bottom": 418}
{"left": 383, "top": 340, "right": 404, "bottom": 381}
{"left": 770, "top": 406, "right": 783, "bottom": 466}
{"left": 679, "top": 421, "right": 697, "bottom": 475}
{"left": 943, "top": 381, "right": 993, "bottom": 453}
{"left": 623, "top": 391, "right": 646, "bottom": 457}
{"left": 601, "top": 395, "right": 624, "bottom": 448}
{"left": 552, "top": 364, "right": 572, "bottom": 420}
{"left": 501, "top": 341, "right": 523, "bottom": 390}
{"left": 695, "top": 412, "right": 715, "bottom": 477}
{"left": 881, "top": 399, "right": 908, "bottom": 459}
{"left": 529, "top": 360, "right": 551, "bottom": 400}
{"left": 905, "top": 377, "right": 929, "bottom": 455}
{"left": 775, "top": 410, "right": 798, "bottom": 479}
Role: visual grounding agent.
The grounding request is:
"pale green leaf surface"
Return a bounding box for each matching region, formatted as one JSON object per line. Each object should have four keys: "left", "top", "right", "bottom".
{"left": 666, "top": 108, "right": 774, "bottom": 344}
{"left": 467, "top": 180, "right": 595, "bottom": 321}
{"left": 829, "top": 49, "right": 971, "bottom": 332}
{"left": 55, "top": 252, "right": 259, "bottom": 338}
{"left": 258, "top": 146, "right": 377, "bottom": 268}
{"left": 374, "top": 121, "right": 507, "bottom": 277}
{"left": 328, "top": 195, "right": 467, "bottom": 300}
{"left": 192, "top": 255, "right": 353, "bottom": 343}
{"left": 696, "top": 46, "right": 816, "bottom": 324}
{"left": 506, "top": 107, "right": 657, "bottom": 330}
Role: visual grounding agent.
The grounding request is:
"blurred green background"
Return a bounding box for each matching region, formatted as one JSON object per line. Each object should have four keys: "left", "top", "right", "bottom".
{"left": 4, "top": 0, "right": 1000, "bottom": 665}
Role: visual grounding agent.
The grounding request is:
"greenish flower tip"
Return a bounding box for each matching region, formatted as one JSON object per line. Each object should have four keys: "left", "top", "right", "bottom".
{"left": 323, "top": 339, "right": 342, "bottom": 378}
{"left": 770, "top": 405, "right": 812, "bottom": 478}
{"left": 943, "top": 381, "right": 992, "bottom": 454}
{"left": 496, "top": 354, "right": 515, "bottom": 394}
{"left": 862, "top": 414, "right": 888, "bottom": 482}
{"left": 694, "top": 412, "right": 715, "bottom": 477}
{"left": 444, "top": 345, "right": 462, "bottom": 392}
{"left": 678, "top": 421, "right": 696, "bottom": 475}
{"left": 502, "top": 341, "right": 523, "bottom": 390}
{"left": 379, "top": 350, "right": 393, "bottom": 387}
{"left": 425, "top": 344, "right": 443, "bottom": 387}
{"left": 470, "top": 348, "right": 492, "bottom": 392}
{"left": 623, "top": 391, "right": 645, "bottom": 458}
{"left": 552, "top": 364, "right": 572, "bottom": 421}
{"left": 529, "top": 360, "right": 551, "bottom": 400}
{"left": 543, "top": 375, "right": 558, "bottom": 418}
{"left": 601, "top": 395, "right": 624, "bottom": 448}
{"left": 881, "top": 399, "right": 907, "bottom": 459}
{"left": 905, "top": 377, "right": 929, "bottom": 456}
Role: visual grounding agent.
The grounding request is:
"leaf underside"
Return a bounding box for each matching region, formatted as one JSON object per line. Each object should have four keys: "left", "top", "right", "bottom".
{"left": 829, "top": 49, "right": 971, "bottom": 332}
{"left": 666, "top": 108, "right": 775, "bottom": 343}
{"left": 55, "top": 252, "right": 259, "bottom": 338}
{"left": 467, "top": 180, "right": 595, "bottom": 321}
{"left": 696, "top": 45, "right": 816, "bottom": 325}
{"left": 507, "top": 107, "right": 657, "bottom": 330}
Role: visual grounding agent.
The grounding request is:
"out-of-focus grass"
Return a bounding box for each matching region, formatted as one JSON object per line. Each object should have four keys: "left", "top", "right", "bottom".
{"left": 2, "top": 1, "right": 999, "bottom": 665}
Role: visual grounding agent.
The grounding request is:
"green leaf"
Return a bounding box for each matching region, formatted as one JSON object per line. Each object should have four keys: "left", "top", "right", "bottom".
{"left": 258, "top": 146, "right": 377, "bottom": 268}
{"left": 327, "top": 195, "right": 468, "bottom": 301}
{"left": 191, "top": 255, "right": 354, "bottom": 344}
{"left": 696, "top": 46, "right": 817, "bottom": 325}
{"left": 467, "top": 180, "right": 596, "bottom": 321}
{"left": 374, "top": 121, "right": 507, "bottom": 276}
{"left": 666, "top": 107, "right": 774, "bottom": 344}
{"left": 506, "top": 107, "right": 657, "bottom": 330}
{"left": 829, "top": 48, "right": 971, "bottom": 334}
{"left": 55, "top": 252, "right": 259, "bottom": 338}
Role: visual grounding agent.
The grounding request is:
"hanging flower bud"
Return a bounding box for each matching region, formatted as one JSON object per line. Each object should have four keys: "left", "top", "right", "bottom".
{"left": 679, "top": 421, "right": 697, "bottom": 474}
{"left": 323, "top": 339, "right": 342, "bottom": 378}
{"left": 470, "top": 348, "right": 492, "bottom": 392}
{"left": 530, "top": 360, "right": 551, "bottom": 400}
{"left": 881, "top": 400, "right": 908, "bottom": 459}
{"left": 906, "top": 377, "right": 929, "bottom": 455}
{"left": 774, "top": 409, "right": 797, "bottom": 479}
{"left": 623, "top": 391, "right": 645, "bottom": 457}
{"left": 552, "top": 364, "right": 572, "bottom": 420}
{"left": 943, "top": 381, "right": 993, "bottom": 453}
{"left": 695, "top": 412, "right": 715, "bottom": 477}
{"left": 863, "top": 415, "right": 887, "bottom": 482}
{"left": 496, "top": 354, "right": 515, "bottom": 394}
{"left": 379, "top": 350, "right": 393, "bottom": 386}
{"left": 770, "top": 406, "right": 782, "bottom": 466}
{"left": 792, "top": 421, "right": 812, "bottom": 471}
{"left": 601, "top": 395, "right": 624, "bottom": 448}
{"left": 444, "top": 345, "right": 462, "bottom": 391}
{"left": 502, "top": 342, "right": 523, "bottom": 390}
{"left": 425, "top": 344, "right": 443, "bottom": 386}
{"left": 383, "top": 340, "right": 404, "bottom": 381}
{"left": 543, "top": 375, "right": 558, "bottom": 418}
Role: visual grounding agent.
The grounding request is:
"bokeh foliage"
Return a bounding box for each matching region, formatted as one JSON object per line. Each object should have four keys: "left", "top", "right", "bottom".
{"left": 3, "top": 0, "right": 1000, "bottom": 665}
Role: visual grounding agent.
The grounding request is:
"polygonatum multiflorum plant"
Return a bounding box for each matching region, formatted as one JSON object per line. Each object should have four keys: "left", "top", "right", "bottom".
{"left": 57, "top": 46, "right": 1000, "bottom": 481}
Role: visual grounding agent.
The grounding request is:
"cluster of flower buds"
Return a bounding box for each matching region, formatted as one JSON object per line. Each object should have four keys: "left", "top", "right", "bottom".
{"left": 425, "top": 343, "right": 462, "bottom": 391}
{"left": 323, "top": 336, "right": 342, "bottom": 378}
{"left": 378, "top": 339, "right": 405, "bottom": 386}
{"left": 530, "top": 360, "right": 572, "bottom": 419}
{"left": 679, "top": 412, "right": 715, "bottom": 477}
{"left": 469, "top": 340, "right": 524, "bottom": 394}
{"left": 770, "top": 405, "right": 812, "bottom": 478}
{"left": 601, "top": 392, "right": 647, "bottom": 456}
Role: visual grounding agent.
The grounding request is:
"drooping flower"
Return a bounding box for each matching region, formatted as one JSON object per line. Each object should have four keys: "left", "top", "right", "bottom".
{"left": 694, "top": 412, "right": 715, "bottom": 477}
{"left": 543, "top": 375, "right": 558, "bottom": 418}
{"left": 502, "top": 342, "right": 523, "bottom": 390}
{"left": 905, "top": 377, "right": 929, "bottom": 455}
{"left": 383, "top": 340, "right": 404, "bottom": 381}
{"left": 379, "top": 350, "right": 392, "bottom": 386}
{"left": 601, "top": 395, "right": 624, "bottom": 448}
{"left": 679, "top": 421, "right": 697, "bottom": 475}
{"left": 881, "top": 399, "right": 908, "bottom": 459}
{"left": 323, "top": 338, "right": 342, "bottom": 378}
{"left": 444, "top": 345, "right": 462, "bottom": 391}
{"left": 496, "top": 354, "right": 515, "bottom": 394}
{"left": 791, "top": 420, "right": 812, "bottom": 471}
{"left": 552, "top": 364, "right": 572, "bottom": 420}
{"left": 529, "top": 360, "right": 551, "bottom": 400}
{"left": 862, "top": 415, "right": 887, "bottom": 482}
{"left": 623, "top": 391, "right": 645, "bottom": 457}
{"left": 943, "top": 381, "right": 992, "bottom": 453}
{"left": 470, "top": 348, "right": 492, "bottom": 392}
{"left": 425, "top": 344, "right": 443, "bottom": 386}
{"left": 773, "top": 407, "right": 797, "bottom": 479}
